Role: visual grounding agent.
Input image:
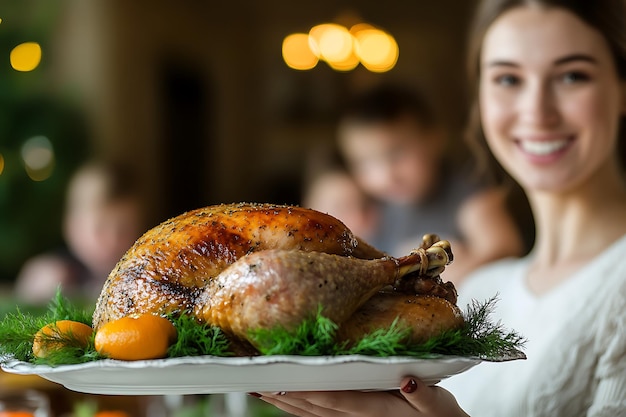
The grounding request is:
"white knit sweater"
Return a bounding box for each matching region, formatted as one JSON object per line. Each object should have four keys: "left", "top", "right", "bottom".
{"left": 441, "top": 234, "right": 626, "bottom": 417}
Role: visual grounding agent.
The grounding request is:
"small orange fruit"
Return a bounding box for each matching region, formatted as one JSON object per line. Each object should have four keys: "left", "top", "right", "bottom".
{"left": 94, "top": 411, "right": 131, "bottom": 417}
{"left": 94, "top": 314, "right": 177, "bottom": 360}
{"left": 32, "top": 320, "right": 93, "bottom": 358}
{"left": 0, "top": 412, "right": 36, "bottom": 417}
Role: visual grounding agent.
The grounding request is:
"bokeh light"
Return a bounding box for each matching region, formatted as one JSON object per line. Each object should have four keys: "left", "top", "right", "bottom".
{"left": 10, "top": 42, "right": 42, "bottom": 72}
{"left": 312, "top": 23, "right": 353, "bottom": 64}
{"left": 349, "top": 23, "right": 375, "bottom": 36}
{"left": 354, "top": 29, "right": 399, "bottom": 72}
{"left": 21, "top": 136, "right": 55, "bottom": 181}
{"left": 282, "top": 33, "right": 319, "bottom": 70}
{"left": 326, "top": 51, "right": 360, "bottom": 72}
{"left": 0, "top": 153, "right": 4, "bottom": 176}
{"left": 284, "top": 22, "right": 398, "bottom": 73}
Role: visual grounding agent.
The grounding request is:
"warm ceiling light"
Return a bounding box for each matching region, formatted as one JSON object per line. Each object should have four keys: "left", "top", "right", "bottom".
{"left": 282, "top": 33, "right": 319, "bottom": 70}
{"left": 10, "top": 42, "right": 42, "bottom": 72}
{"left": 284, "top": 21, "right": 398, "bottom": 73}
{"left": 308, "top": 24, "right": 331, "bottom": 57}
{"left": 354, "top": 29, "right": 399, "bottom": 72}
{"left": 349, "top": 23, "right": 375, "bottom": 36}
{"left": 311, "top": 23, "right": 354, "bottom": 64}
{"left": 327, "top": 51, "right": 360, "bottom": 72}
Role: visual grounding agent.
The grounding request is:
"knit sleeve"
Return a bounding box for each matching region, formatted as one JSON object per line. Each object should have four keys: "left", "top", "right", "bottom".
{"left": 587, "top": 271, "right": 626, "bottom": 417}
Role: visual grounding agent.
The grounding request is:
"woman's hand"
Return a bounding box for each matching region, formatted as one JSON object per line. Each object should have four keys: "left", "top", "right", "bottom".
{"left": 256, "top": 377, "right": 469, "bottom": 417}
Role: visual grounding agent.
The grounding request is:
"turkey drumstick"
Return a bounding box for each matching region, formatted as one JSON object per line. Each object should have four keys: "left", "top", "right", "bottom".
{"left": 194, "top": 244, "right": 451, "bottom": 345}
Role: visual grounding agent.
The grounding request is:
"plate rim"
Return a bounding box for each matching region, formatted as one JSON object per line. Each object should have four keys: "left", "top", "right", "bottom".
{"left": 1, "top": 354, "right": 485, "bottom": 395}
{"left": 2, "top": 353, "right": 483, "bottom": 375}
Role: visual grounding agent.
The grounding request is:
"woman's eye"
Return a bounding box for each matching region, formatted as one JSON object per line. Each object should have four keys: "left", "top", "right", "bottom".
{"left": 494, "top": 74, "right": 520, "bottom": 87}
{"left": 560, "top": 71, "right": 590, "bottom": 84}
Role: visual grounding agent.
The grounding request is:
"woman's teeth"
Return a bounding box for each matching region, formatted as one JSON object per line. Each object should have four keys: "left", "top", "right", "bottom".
{"left": 520, "top": 139, "right": 569, "bottom": 156}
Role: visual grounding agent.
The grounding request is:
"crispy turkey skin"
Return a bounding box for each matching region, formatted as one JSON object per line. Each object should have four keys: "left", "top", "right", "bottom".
{"left": 92, "top": 202, "right": 460, "bottom": 352}
{"left": 93, "top": 203, "right": 386, "bottom": 329}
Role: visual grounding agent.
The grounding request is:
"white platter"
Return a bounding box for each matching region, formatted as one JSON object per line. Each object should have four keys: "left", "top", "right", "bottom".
{"left": 2, "top": 355, "right": 482, "bottom": 395}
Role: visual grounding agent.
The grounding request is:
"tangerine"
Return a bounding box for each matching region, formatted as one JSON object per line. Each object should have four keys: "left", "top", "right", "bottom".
{"left": 94, "top": 314, "right": 177, "bottom": 360}
{"left": 94, "top": 411, "right": 131, "bottom": 417}
{"left": 32, "top": 320, "right": 93, "bottom": 358}
{"left": 0, "top": 412, "right": 36, "bottom": 417}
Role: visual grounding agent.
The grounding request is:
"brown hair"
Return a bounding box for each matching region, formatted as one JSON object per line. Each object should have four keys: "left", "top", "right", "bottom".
{"left": 465, "top": 0, "right": 626, "bottom": 183}
{"left": 65, "top": 160, "right": 138, "bottom": 213}
{"left": 338, "top": 83, "right": 438, "bottom": 131}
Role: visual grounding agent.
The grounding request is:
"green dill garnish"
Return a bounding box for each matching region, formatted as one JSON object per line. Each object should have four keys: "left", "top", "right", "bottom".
{"left": 0, "top": 308, "right": 52, "bottom": 362}
{"left": 249, "top": 307, "right": 340, "bottom": 355}
{"left": 0, "top": 289, "right": 95, "bottom": 364}
{"left": 1, "top": 293, "right": 525, "bottom": 365}
{"left": 340, "top": 318, "right": 411, "bottom": 356}
{"left": 247, "top": 297, "right": 526, "bottom": 360}
{"left": 167, "top": 313, "right": 231, "bottom": 357}
{"left": 47, "top": 290, "right": 93, "bottom": 325}
{"left": 451, "top": 296, "right": 527, "bottom": 360}
{"left": 32, "top": 334, "right": 104, "bottom": 366}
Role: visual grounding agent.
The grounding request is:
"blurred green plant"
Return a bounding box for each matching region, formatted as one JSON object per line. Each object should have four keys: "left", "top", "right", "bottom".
{"left": 0, "top": 2, "right": 90, "bottom": 283}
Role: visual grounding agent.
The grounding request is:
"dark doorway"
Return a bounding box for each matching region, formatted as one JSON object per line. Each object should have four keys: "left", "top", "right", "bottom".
{"left": 158, "top": 59, "right": 212, "bottom": 218}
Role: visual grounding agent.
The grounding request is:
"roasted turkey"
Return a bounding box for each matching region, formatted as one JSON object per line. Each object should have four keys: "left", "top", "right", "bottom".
{"left": 93, "top": 203, "right": 463, "bottom": 351}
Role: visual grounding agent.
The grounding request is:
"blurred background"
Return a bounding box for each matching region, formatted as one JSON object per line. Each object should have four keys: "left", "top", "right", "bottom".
{"left": 0, "top": 0, "right": 477, "bottom": 286}
{"left": 1, "top": 0, "right": 479, "bottom": 415}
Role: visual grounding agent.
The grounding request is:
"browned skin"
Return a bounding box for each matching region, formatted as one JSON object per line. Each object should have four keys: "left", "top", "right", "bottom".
{"left": 337, "top": 293, "right": 465, "bottom": 345}
{"left": 194, "top": 249, "right": 404, "bottom": 343}
{"left": 92, "top": 202, "right": 461, "bottom": 353}
{"left": 93, "top": 203, "right": 385, "bottom": 329}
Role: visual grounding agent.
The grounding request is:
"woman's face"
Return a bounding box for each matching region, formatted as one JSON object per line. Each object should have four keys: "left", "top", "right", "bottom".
{"left": 479, "top": 6, "right": 626, "bottom": 193}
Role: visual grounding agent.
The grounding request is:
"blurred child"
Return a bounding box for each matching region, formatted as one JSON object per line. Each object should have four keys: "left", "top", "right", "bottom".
{"left": 303, "top": 168, "right": 379, "bottom": 243}
{"left": 337, "top": 84, "right": 524, "bottom": 284}
{"left": 15, "top": 161, "right": 143, "bottom": 304}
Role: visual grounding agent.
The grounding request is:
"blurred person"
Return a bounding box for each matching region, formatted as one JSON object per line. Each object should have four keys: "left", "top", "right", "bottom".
{"left": 302, "top": 167, "right": 379, "bottom": 243}
{"left": 15, "top": 161, "right": 143, "bottom": 304}
{"left": 336, "top": 84, "right": 524, "bottom": 284}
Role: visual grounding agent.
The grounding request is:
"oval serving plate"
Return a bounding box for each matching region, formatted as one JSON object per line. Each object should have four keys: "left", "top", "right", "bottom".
{"left": 2, "top": 355, "right": 482, "bottom": 395}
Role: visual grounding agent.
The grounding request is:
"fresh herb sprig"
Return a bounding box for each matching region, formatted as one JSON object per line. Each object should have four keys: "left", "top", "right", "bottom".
{"left": 47, "top": 290, "right": 93, "bottom": 325}
{"left": 167, "top": 312, "right": 231, "bottom": 357}
{"left": 452, "top": 297, "right": 527, "bottom": 360}
{"left": 249, "top": 307, "right": 340, "bottom": 356}
{"left": 0, "top": 309, "right": 51, "bottom": 363}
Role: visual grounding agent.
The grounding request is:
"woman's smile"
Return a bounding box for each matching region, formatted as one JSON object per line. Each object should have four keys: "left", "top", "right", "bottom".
{"left": 514, "top": 134, "right": 575, "bottom": 161}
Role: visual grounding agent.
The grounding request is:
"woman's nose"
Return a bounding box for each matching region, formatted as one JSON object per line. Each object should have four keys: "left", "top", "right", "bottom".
{"left": 518, "top": 80, "right": 560, "bottom": 127}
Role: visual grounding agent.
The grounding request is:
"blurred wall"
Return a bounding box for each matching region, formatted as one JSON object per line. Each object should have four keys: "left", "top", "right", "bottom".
{"left": 51, "top": 0, "right": 477, "bottom": 228}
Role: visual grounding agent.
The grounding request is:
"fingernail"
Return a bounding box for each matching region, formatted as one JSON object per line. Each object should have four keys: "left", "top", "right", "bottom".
{"left": 247, "top": 392, "right": 262, "bottom": 398}
{"left": 401, "top": 378, "right": 418, "bottom": 393}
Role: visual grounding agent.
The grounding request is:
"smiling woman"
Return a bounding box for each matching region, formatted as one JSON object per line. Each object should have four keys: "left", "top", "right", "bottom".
{"left": 478, "top": 6, "right": 624, "bottom": 194}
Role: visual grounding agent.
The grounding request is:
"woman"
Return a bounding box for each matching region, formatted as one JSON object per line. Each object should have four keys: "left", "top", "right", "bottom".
{"left": 257, "top": 0, "right": 626, "bottom": 415}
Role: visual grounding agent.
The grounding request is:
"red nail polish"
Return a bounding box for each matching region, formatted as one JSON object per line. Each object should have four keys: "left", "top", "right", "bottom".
{"left": 247, "top": 392, "right": 262, "bottom": 398}
{"left": 401, "top": 378, "right": 418, "bottom": 393}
